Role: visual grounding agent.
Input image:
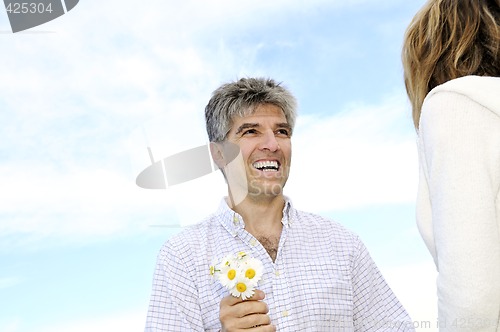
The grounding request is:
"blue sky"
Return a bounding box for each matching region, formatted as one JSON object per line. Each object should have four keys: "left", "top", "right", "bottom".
{"left": 0, "top": 0, "right": 440, "bottom": 331}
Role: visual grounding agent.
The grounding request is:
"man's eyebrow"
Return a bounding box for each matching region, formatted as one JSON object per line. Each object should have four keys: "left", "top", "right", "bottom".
{"left": 276, "top": 123, "right": 292, "bottom": 131}
{"left": 235, "top": 123, "right": 259, "bottom": 135}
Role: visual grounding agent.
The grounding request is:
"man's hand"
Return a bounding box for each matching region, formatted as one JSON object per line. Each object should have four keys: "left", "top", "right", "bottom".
{"left": 219, "top": 289, "right": 275, "bottom": 331}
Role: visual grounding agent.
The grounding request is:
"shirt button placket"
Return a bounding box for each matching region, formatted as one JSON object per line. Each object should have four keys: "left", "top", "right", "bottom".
{"left": 272, "top": 266, "right": 291, "bottom": 328}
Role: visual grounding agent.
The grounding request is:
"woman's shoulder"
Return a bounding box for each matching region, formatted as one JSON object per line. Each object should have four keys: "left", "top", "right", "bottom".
{"left": 418, "top": 75, "right": 500, "bottom": 154}
{"left": 426, "top": 75, "right": 500, "bottom": 116}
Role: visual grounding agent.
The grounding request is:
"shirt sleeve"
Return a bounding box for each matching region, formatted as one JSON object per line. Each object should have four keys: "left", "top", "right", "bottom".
{"left": 419, "top": 90, "right": 500, "bottom": 331}
{"left": 145, "top": 242, "right": 205, "bottom": 332}
{"left": 351, "top": 237, "right": 415, "bottom": 331}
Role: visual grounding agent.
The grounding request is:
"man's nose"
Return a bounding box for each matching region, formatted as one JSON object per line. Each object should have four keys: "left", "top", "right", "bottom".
{"left": 259, "top": 131, "right": 280, "bottom": 152}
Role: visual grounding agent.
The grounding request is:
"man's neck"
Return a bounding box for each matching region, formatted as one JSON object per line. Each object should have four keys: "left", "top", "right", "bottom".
{"left": 229, "top": 194, "right": 285, "bottom": 237}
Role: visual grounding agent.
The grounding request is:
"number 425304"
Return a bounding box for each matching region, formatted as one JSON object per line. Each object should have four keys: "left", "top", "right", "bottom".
{"left": 6, "top": 2, "right": 54, "bottom": 14}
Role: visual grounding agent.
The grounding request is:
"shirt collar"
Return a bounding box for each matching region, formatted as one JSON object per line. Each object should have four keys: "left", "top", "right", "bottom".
{"left": 216, "top": 196, "right": 294, "bottom": 237}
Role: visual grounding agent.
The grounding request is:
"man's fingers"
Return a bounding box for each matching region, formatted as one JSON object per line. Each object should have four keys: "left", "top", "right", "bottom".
{"left": 249, "top": 289, "right": 265, "bottom": 301}
{"left": 220, "top": 294, "right": 243, "bottom": 307}
{"left": 238, "top": 313, "right": 272, "bottom": 327}
{"left": 223, "top": 313, "right": 274, "bottom": 331}
{"left": 254, "top": 324, "right": 277, "bottom": 332}
{"left": 220, "top": 289, "right": 266, "bottom": 307}
{"left": 239, "top": 300, "right": 269, "bottom": 316}
{"left": 220, "top": 298, "right": 269, "bottom": 320}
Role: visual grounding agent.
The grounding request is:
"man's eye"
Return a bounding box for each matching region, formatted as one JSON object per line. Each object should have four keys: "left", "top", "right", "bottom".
{"left": 277, "top": 129, "right": 290, "bottom": 136}
{"left": 242, "top": 129, "right": 257, "bottom": 135}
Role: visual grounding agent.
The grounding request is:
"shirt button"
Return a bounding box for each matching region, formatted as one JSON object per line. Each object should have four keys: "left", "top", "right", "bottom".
{"left": 274, "top": 270, "right": 280, "bottom": 276}
{"left": 282, "top": 310, "right": 289, "bottom": 317}
{"left": 250, "top": 239, "right": 257, "bottom": 246}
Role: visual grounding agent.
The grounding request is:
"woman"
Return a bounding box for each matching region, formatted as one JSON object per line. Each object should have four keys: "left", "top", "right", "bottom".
{"left": 402, "top": 0, "right": 500, "bottom": 330}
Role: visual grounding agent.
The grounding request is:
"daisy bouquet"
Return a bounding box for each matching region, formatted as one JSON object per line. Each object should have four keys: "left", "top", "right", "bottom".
{"left": 210, "top": 251, "right": 264, "bottom": 300}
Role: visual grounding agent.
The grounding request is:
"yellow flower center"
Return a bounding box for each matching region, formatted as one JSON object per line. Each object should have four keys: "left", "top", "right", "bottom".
{"left": 227, "top": 269, "right": 236, "bottom": 280}
{"left": 236, "top": 282, "right": 247, "bottom": 292}
{"left": 245, "top": 268, "right": 256, "bottom": 279}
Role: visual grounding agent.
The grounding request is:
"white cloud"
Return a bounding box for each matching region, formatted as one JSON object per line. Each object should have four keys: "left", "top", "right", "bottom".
{"left": 35, "top": 309, "right": 146, "bottom": 332}
{"left": 0, "top": 277, "right": 21, "bottom": 289}
{"left": 0, "top": 319, "right": 21, "bottom": 332}
{"left": 286, "top": 94, "right": 418, "bottom": 212}
{"left": 382, "top": 261, "right": 438, "bottom": 331}
{"left": 0, "top": 163, "right": 178, "bottom": 248}
{"left": 65, "top": 0, "right": 392, "bottom": 38}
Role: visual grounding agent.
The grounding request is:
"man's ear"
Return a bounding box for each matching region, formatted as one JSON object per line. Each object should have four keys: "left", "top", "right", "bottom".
{"left": 209, "top": 142, "right": 226, "bottom": 170}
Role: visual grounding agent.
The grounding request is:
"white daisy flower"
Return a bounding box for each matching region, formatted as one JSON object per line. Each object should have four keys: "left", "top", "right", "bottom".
{"left": 218, "top": 262, "right": 239, "bottom": 288}
{"left": 229, "top": 276, "right": 255, "bottom": 300}
{"left": 241, "top": 257, "right": 264, "bottom": 284}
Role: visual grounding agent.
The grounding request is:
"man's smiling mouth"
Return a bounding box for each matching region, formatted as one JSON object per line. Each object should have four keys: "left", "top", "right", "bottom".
{"left": 252, "top": 160, "right": 280, "bottom": 172}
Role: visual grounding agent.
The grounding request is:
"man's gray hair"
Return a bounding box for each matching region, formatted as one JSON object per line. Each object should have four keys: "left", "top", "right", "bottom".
{"left": 205, "top": 77, "right": 297, "bottom": 142}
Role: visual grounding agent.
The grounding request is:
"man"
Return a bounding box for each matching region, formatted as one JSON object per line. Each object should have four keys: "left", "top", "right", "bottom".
{"left": 145, "top": 77, "right": 414, "bottom": 331}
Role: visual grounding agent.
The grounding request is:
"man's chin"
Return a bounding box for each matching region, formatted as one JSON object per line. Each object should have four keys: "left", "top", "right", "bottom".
{"left": 247, "top": 181, "right": 286, "bottom": 197}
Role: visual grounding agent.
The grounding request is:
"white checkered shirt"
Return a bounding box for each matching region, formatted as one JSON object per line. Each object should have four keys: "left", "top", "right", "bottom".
{"left": 145, "top": 198, "right": 414, "bottom": 331}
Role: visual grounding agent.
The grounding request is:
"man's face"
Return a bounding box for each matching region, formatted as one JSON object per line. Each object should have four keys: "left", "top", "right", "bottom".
{"left": 219, "top": 103, "right": 292, "bottom": 201}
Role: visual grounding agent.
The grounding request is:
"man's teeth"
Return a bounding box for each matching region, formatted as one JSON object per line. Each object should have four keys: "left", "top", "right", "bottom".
{"left": 253, "top": 161, "right": 279, "bottom": 171}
